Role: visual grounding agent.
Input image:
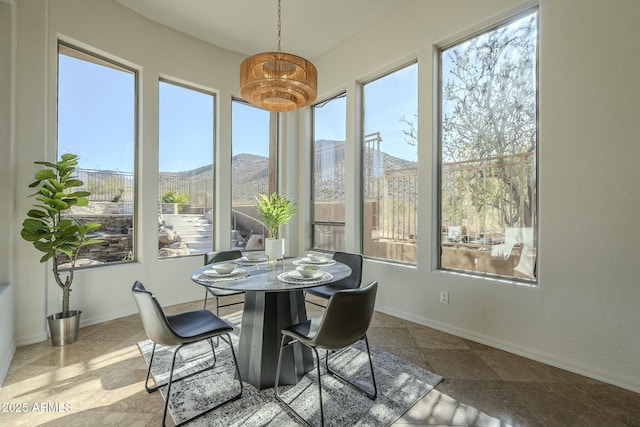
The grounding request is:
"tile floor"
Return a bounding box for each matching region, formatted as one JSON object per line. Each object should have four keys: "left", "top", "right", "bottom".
{"left": 1, "top": 295, "right": 638, "bottom": 426}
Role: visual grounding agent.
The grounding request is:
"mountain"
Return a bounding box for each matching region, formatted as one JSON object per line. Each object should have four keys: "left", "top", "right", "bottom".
{"left": 231, "top": 153, "right": 269, "bottom": 203}
{"left": 155, "top": 141, "right": 416, "bottom": 203}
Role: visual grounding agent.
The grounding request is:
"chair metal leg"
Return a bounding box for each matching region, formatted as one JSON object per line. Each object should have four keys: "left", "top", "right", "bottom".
{"left": 275, "top": 336, "right": 323, "bottom": 427}
{"left": 275, "top": 335, "right": 377, "bottom": 426}
{"left": 162, "top": 334, "right": 243, "bottom": 427}
{"left": 144, "top": 342, "right": 159, "bottom": 392}
{"left": 314, "top": 347, "right": 325, "bottom": 427}
{"left": 223, "top": 333, "right": 244, "bottom": 397}
{"left": 205, "top": 291, "right": 245, "bottom": 347}
{"left": 162, "top": 343, "right": 182, "bottom": 427}
{"left": 325, "top": 334, "right": 377, "bottom": 400}
{"left": 304, "top": 295, "right": 327, "bottom": 309}
{"left": 209, "top": 338, "right": 217, "bottom": 366}
{"left": 214, "top": 297, "right": 220, "bottom": 346}
{"left": 144, "top": 340, "right": 221, "bottom": 394}
{"left": 205, "top": 289, "right": 245, "bottom": 316}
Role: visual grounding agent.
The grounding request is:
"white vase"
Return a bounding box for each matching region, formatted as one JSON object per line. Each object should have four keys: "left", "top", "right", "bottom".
{"left": 265, "top": 238, "right": 285, "bottom": 258}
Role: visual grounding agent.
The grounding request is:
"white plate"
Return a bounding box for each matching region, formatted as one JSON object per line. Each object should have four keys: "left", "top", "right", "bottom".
{"left": 241, "top": 256, "right": 267, "bottom": 263}
{"left": 287, "top": 269, "right": 324, "bottom": 281}
{"left": 203, "top": 268, "right": 243, "bottom": 277}
{"left": 301, "top": 257, "right": 332, "bottom": 265}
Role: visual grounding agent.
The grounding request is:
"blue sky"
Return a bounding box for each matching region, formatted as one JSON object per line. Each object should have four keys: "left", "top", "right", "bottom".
{"left": 159, "top": 81, "right": 213, "bottom": 172}
{"left": 58, "top": 54, "right": 418, "bottom": 172}
{"left": 314, "top": 63, "right": 418, "bottom": 162}
{"left": 363, "top": 62, "right": 418, "bottom": 161}
{"left": 314, "top": 95, "right": 347, "bottom": 142}
{"left": 58, "top": 55, "right": 135, "bottom": 171}
{"left": 231, "top": 101, "right": 270, "bottom": 158}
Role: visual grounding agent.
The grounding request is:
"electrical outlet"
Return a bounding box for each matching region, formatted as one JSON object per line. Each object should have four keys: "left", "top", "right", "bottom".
{"left": 440, "top": 291, "right": 449, "bottom": 304}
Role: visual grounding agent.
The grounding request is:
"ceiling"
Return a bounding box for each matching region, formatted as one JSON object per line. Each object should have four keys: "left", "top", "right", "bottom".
{"left": 114, "top": 0, "right": 412, "bottom": 59}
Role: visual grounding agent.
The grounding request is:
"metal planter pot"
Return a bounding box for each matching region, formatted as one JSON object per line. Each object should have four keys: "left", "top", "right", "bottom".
{"left": 47, "top": 310, "right": 82, "bottom": 346}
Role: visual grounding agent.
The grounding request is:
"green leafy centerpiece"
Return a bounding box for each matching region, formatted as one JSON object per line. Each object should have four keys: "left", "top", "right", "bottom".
{"left": 256, "top": 193, "right": 297, "bottom": 268}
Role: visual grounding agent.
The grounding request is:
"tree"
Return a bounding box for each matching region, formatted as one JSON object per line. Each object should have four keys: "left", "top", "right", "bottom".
{"left": 441, "top": 13, "right": 537, "bottom": 227}
{"left": 21, "top": 154, "right": 102, "bottom": 317}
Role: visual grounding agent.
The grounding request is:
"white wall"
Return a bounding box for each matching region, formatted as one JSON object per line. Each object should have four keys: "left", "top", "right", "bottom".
{"left": 9, "top": 0, "right": 640, "bottom": 393}
{"left": 0, "top": 0, "right": 16, "bottom": 387}
{"left": 0, "top": 283, "right": 15, "bottom": 387}
{"left": 12, "top": 0, "right": 246, "bottom": 344}
{"left": 303, "top": 0, "right": 640, "bottom": 392}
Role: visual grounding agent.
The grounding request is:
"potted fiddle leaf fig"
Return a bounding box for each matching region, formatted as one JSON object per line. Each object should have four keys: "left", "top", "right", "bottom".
{"left": 256, "top": 193, "right": 297, "bottom": 264}
{"left": 21, "top": 153, "right": 103, "bottom": 346}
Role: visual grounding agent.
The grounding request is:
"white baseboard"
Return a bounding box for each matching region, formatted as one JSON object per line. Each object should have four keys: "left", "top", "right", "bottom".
{"left": 15, "top": 293, "right": 204, "bottom": 346}
{"left": 375, "top": 303, "right": 640, "bottom": 394}
{"left": 79, "top": 293, "right": 203, "bottom": 328}
{"left": 15, "top": 331, "right": 48, "bottom": 347}
{"left": 79, "top": 308, "right": 139, "bottom": 328}
{"left": 0, "top": 342, "right": 16, "bottom": 388}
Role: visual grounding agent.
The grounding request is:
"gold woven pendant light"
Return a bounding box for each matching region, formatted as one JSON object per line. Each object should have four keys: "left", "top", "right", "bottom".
{"left": 240, "top": 0, "right": 317, "bottom": 112}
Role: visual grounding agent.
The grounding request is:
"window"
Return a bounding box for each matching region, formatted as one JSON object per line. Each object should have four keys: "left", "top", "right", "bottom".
{"left": 362, "top": 63, "right": 418, "bottom": 263}
{"left": 231, "top": 100, "right": 273, "bottom": 250}
{"left": 439, "top": 10, "right": 538, "bottom": 282}
{"left": 311, "top": 93, "right": 346, "bottom": 251}
{"left": 57, "top": 43, "right": 136, "bottom": 266}
{"left": 158, "top": 80, "right": 215, "bottom": 258}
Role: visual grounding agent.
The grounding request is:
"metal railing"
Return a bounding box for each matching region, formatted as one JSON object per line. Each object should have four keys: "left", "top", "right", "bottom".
{"left": 441, "top": 151, "right": 536, "bottom": 245}
{"left": 76, "top": 168, "right": 214, "bottom": 212}
{"left": 75, "top": 150, "right": 534, "bottom": 251}
{"left": 369, "top": 167, "right": 418, "bottom": 242}
{"left": 313, "top": 140, "right": 346, "bottom": 202}
{"left": 363, "top": 132, "right": 419, "bottom": 243}
{"left": 363, "top": 151, "right": 535, "bottom": 245}
{"left": 75, "top": 169, "right": 134, "bottom": 202}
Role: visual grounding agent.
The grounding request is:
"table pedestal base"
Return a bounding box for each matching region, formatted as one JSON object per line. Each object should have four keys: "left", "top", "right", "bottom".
{"left": 238, "top": 290, "right": 314, "bottom": 389}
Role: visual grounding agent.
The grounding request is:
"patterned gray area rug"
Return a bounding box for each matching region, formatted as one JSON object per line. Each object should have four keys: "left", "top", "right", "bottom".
{"left": 136, "top": 317, "right": 443, "bottom": 426}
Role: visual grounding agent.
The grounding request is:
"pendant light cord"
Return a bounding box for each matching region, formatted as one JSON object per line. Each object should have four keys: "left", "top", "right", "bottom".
{"left": 277, "top": 0, "right": 282, "bottom": 52}
{"left": 239, "top": 0, "right": 317, "bottom": 112}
